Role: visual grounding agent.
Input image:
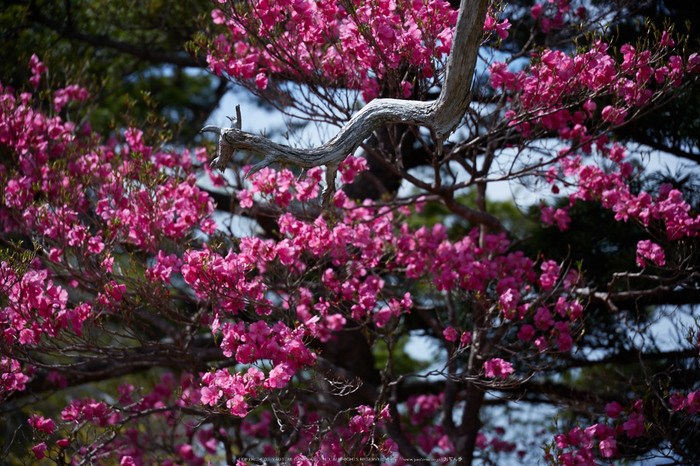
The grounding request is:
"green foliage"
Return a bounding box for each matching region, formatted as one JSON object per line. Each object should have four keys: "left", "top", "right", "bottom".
{"left": 372, "top": 335, "right": 433, "bottom": 374}
{"left": 0, "top": 0, "right": 224, "bottom": 142}
{"left": 524, "top": 200, "right": 643, "bottom": 285}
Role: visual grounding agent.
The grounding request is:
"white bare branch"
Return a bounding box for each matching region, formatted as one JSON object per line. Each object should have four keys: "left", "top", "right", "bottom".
{"left": 202, "top": 0, "right": 490, "bottom": 205}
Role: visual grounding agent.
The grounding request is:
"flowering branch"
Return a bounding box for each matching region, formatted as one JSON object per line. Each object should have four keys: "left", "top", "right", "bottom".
{"left": 202, "top": 0, "right": 490, "bottom": 205}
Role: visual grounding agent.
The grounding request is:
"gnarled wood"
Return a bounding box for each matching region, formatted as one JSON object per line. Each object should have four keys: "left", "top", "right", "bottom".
{"left": 202, "top": 0, "right": 490, "bottom": 205}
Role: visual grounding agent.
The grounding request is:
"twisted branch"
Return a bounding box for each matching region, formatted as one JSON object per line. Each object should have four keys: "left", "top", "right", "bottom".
{"left": 201, "top": 0, "right": 490, "bottom": 205}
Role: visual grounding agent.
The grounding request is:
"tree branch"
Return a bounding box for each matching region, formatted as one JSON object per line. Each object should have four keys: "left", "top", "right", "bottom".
{"left": 202, "top": 0, "right": 490, "bottom": 205}
{"left": 29, "top": 9, "right": 202, "bottom": 68}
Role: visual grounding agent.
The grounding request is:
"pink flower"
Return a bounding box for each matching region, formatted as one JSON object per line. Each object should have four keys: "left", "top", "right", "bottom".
{"left": 499, "top": 288, "right": 519, "bottom": 316}
{"left": 685, "top": 391, "right": 700, "bottom": 415}
{"left": 227, "top": 394, "right": 248, "bottom": 417}
{"left": 495, "top": 18, "right": 511, "bottom": 39}
{"left": 29, "top": 414, "right": 56, "bottom": 434}
{"left": 49, "top": 248, "right": 63, "bottom": 262}
{"left": 88, "top": 236, "right": 105, "bottom": 254}
{"left": 601, "top": 105, "right": 628, "bottom": 126}
{"left": 554, "top": 433, "right": 568, "bottom": 448}
{"left": 255, "top": 72, "right": 268, "bottom": 90}
{"left": 461, "top": 331, "right": 472, "bottom": 346}
{"left": 373, "top": 307, "right": 393, "bottom": 328}
{"left": 237, "top": 189, "right": 254, "bottom": 208}
{"left": 583, "top": 99, "right": 597, "bottom": 117}
{"left": 534, "top": 336, "right": 547, "bottom": 352}
{"left": 19, "top": 328, "right": 36, "bottom": 345}
{"left": 567, "top": 427, "right": 584, "bottom": 446}
{"left": 636, "top": 240, "right": 665, "bottom": 267}
{"left": 484, "top": 358, "right": 514, "bottom": 379}
{"left": 32, "top": 442, "right": 47, "bottom": 460}
{"left": 56, "top": 439, "right": 70, "bottom": 448}
{"left": 623, "top": 412, "right": 645, "bottom": 438}
{"left": 531, "top": 3, "right": 543, "bottom": 18}
{"left": 236, "top": 344, "right": 255, "bottom": 364}
{"left": 553, "top": 208, "right": 571, "bottom": 231}
{"left": 660, "top": 31, "right": 675, "bottom": 48}
{"left": 688, "top": 53, "right": 700, "bottom": 73}
{"left": 605, "top": 401, "right": 623, "bottom": 418}
{"left": 443, "top": 327, "right": 458, "bottom": 342}
{"left": 400, "top": 81, "right": 413, "bottom": 98}
{"left": 534, "top": 306, "right": 554, "bottom": 330}
{"left": 669, "top": 393, "right": 685, "bottom": 411}
{"left": 539, "top": 260, "right": 560, "bottom": 290}
{"left": 475, "top": 433, "right": 488, "bottom": 449}
{"left": 350, "top": 405, "right": 376, "bottom": 433}
{"left": 177, "top": 444, "right": 195, "bottom": 460}
{"left": 556, "top": 333, "right": 573, "bottom": 352}
{"left": 483, "top": 13, "right": 511, "bottom": 39}
{"left": 517, "top": 324, "right": 535, "bottom": 341}
{"left": 29, "top": 54, "right": 47, "bottom": 83}
{"left": 106, "top": 280, "right": 126, "bottom": 301}
{"left": 102, "top": 254, "right": 114, "bottom": 273}
{"left": 265, "top": 364, "right": 292, "bottom": 389}
{"left": 599, "top": 438, "right": 617, "bottom": 458}
{"left": 339, "top": 155, "right": 368, "bottom": 184}
{"left": 124, "top": 127, "right": 145, "bottom": 152}
{"left": 276, "top": 239, "right": 296, "bottom": 266}
{"left": 200, "top": 386, "right": 221, "bottom": 406}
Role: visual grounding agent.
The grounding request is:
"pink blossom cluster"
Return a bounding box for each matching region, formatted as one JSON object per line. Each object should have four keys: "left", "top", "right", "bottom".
{"left": 339, "top": 154, "right": 369, "bottom": 184}
{"left": 26, "top": 373, "right": 216, "bottom": 465}
{"left": 483, "top": 8, "right": 511, "bottom": 40}
{"left": 669, "top": 390, "right": 700, "bottom": 414}
{"left": 544, "top": 142, "right": 700, "bottom": 268}
{"left": 61, "top": 398, "right": 118, "bottom": 427}
{"left": 207, "top": 0, "right": 458, "bottom": 101}
{"left": 92, "top": 156, "right": 215, "bottom": 250}
{"left": 402, "top": 394, "right": 519, "bottom": 461}
{"left": 0, "top": 263, "right": 93, "bottom": 399}
{"left": 396, "top": 224, "right": 533, "bottom": 292}
{"left": 546, "top": 400, "right": 650, "bottom": 465}
{"left": 231, "top": 404, "right": 394, "bottom": 465}
{"left": 28, "top": 54, "right": 47, "bottom": 87}
{"left": 170, "top": 157, "right": 596, "bottom": 460}
{"left": 549, "top": 424, "right": 618, "bottom": 465}
{"left": 192, "top": 167, "right": 586, "bottom": 361}
{"left": 394, "top": 223, "right": 583, "bottom": 352}
{"left": 294, "top": 287, "right": 347, "bottom": 341}
{"left": 515, "top": 292, "right": 583, "bottom": 354}
{"left": 53, "top": 84, "right": 89, "bottom": 112}
{"left": 540, "top": 205, "right": 571, "bottom": 231}
{"left": 145, "top": 250, "right": 184, "bottom": 283}
{"left": 238, "top": 165, "right": 322, "bottom": 208}
{"left": 1, "top": 356, "right": 29, "bottom": 397}
{"left": 29, "top": 413, "right": 56, "bottom": 434}
{"left": 635, "top": 239, "right": 666, "bottom": 267}
{"left": 484, "top": 358, "right": 514, "bottom": 379}
{"left": 6, "top": 37, "right": 700, "bottom": 464}
{"left": 511, "top": 30, "right": 700, "bottom": 261}
{"left": 2, "top": 65, "right": 215, "bottom": 252}
{"left": 530, "top": 0, "right": 586, "bottom": 34}
{"left": 237, "top": 154, "right": 368, "bottom": 208}
{"left": 1, "top": 58, "right": 218, "bottom": 402}
{"left": 403, "top": 393, "right": 454, "bottom": 460}
{"left": 350, "top": 404, "right": 390, "bottom": 433}
{"left": 475, "top": 428, "right": 518, "bottom": 455}
{"left": 492, "top": 38, "right": 699, "bottom": 141}
{"left": 199, "top": 320, "right": 316, "bottom": 417}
